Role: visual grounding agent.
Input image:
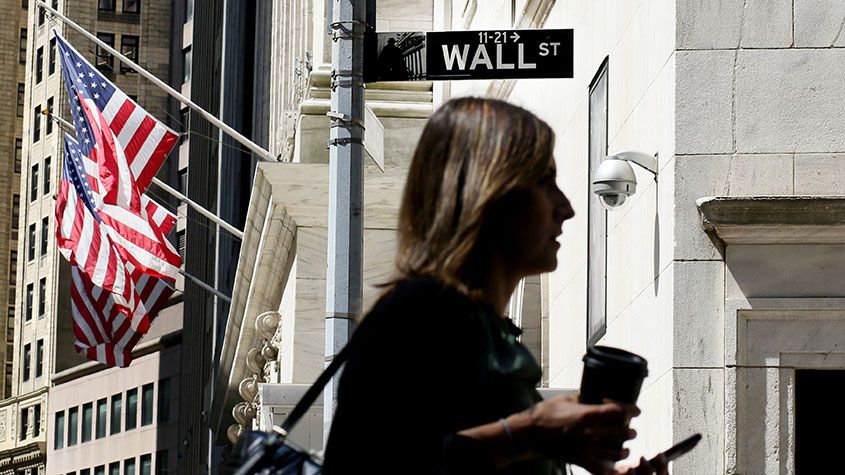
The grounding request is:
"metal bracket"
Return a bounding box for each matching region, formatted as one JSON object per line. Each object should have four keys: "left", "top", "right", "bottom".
{"left": 329, "top": 20, "right": 369, "bottom": 41}
{"left": 330, "top": 70, "right": 365, "bottom": 90}
{"left": 327, "top": 137, "right": 365, "bottom": 148}
{"left": 327, "top": 111, "right": 365, "bottom": 129}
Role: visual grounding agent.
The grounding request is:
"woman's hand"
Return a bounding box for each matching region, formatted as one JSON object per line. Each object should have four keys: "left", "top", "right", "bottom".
{"left": 616, "top": 454, "right": 669, "bottom": 475}
{"left": 520, "top": 395, "right": 639, "bottom": 474}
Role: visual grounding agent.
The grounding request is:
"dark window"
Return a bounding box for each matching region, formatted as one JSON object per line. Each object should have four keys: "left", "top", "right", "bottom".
{"left": 140, "top": 454, "right": 151, "bottom": 475}
{"left": 8, "top": 252, "right": 16, "bottom": 286}
{"left": 44, "top": 156, "right": 51, "bottom": 194}
{"left": 22, "top": 343, "right": 30, "bottom": 381}
{"left": 38, "top": 277, "right": 46, "bottom": 316}
{"left": 157, "top": 378, "right": 170, "bottom": 422}
{"left": 45, "top": 98, "right": 53, "bottom": 135}
{"left": 184, "top": 0, "right": 193, "bottom": 22}
{"left": 15, "top": 140, "right": 22, "bottom": 173}
{"left": 19, "top": 29, "right": 27, "bottom": 64}
{"left": 82, "top": 470, "right": 90, "bottom": 475}
{"left": 120, "top": 36, "right": 139, "bottom": 73}
{"left": 49, "top": 38, "right": 56, "bottom": 75}
{"left": 35, "top": 47, "right": 43, "bottom": 83}
{"left": 25, "top": 283, "right": 33, "bottom": 320}
{"left": 20, "top": 407, "right": 28, "bottom": 439}
{"left": 796, "top": 369, "right": 845, "bottom": 473}
{"left": 155, "top": 450, "right": 168, "bottom": 475}
{"left": 96, "top": 33, "right": 115, "bottom": 72}
{"left": 123, "top": 0, "right": 140, "bottom": 13}
{"left": 96, "top": 398, "right": 107, "bottom": 438}
{"left": 81, "top": 402, "right": 92, "bottom": 442}
{"left": 182, "top": 47, "right": 191, "bottom": 83}
{"left": 40, "top": 218, "right": 48, "bottom": 257}
{"left": 587, "top": 58, "right": 609, "bottom": 346}
{"left": 12, "top": 195, "right": 20, "bottom": 230}
{"left": 68, "top": 406, "right": 78, "bottom": 446}
{"left": 126, "top": 388, "right": 137, "bottom": 429}
{"left": 33, "top": 404, "right": 40, "bottom": 436}
{"left": 17, "top": 84, "right": 25, "bottom": 117}
{"left": 110, "top": 393, "right": 122, "bottom": 434}
{"left": 32, "top": 106, "right": 40, "bottom": 143}
{"left": 124, "top": 458, "right": 136, "bottom": 475}
{"left": 179, "top": 108, "right": 189, "bottom": 144}
{"left": 109, "top": 462, "right": 119, "bottom": 475}
{"left": 22, "top": 0, "right": 27, "bottom": 9}
{"left": 38, "top": 2, "right": 45, "bottom": 25}
{"left": 30, "top": 164, "right": 38, "bottom": 201}
{"left": 35, "top": 338, "right": 43, "bottom": 377}
{"left": 27, "top": 224, "right": 35, "bottom": 261}
{"left": 95, "top": 466, "right": 105, "bottom": 475}
{"left": 98, "top": 0, "right": 115, "bottom": 11}
{"left": 178, "top": 168, "right": 188, "bottom": 194}
{"left": 141, "top": 383, "right": 153, "bottom": 425}
{"left": 54, "top": 410, "right": 64, "bottom": 449}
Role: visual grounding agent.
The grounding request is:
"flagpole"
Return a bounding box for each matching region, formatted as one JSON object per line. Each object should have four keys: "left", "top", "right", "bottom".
{"left": 46, "top": 111, "right": 245, "bottom": 240}
{"left": 37, "top": 0, "right": 277, "bottom": 163}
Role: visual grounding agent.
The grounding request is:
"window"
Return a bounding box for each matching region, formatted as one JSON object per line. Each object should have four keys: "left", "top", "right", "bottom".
{"left": 32, "top": 106, "right": 40, "bottom": 143}
{"left": 20, "top": 407, "right": 28, "bottom": 439}
{"left": 179, "top": 109, "right": 190, "bottom": 144}
{"left": 177, "top": 230, "right": 186, "bottom": 261}
{"left": 82, "top": 470, "right": 91, "bottom": 475}
{"left": 95, "top": 466, "right": 105, "bottom": 475}
{"left": 17, "top": 84, "right": 25, "bottom": 117}
{"left": 178, "top": 168, "right": 188, "bottom": 193}
{"left": 22, "top": 343, "right": 30, "bottom": 381}
{"left": 140, "top": 454, "right": 151, "bottom": 475}
{"left": 796, "top": 370, "right": 845, "bottom": 472}
{"left": 182, "top": 47, "right": 191, "bottom": 83}
{"left": 49, "top": 38, "right": 56, "bottom": 75}
{"left": 15, "top": 140, "right": 22, "bottom": 173}
{"left": 96, "top": 398, "right": 107, "bottom": 438}
{"left": 141, "top": 383, "right": 153, "bottom": 425}
{"left": 35, "top": 339, "right": 43, "bottom": 377}
{"left": 96, "top": 33, "right": 115, "bottom": 72}
{"left": 25, "top": 283, "right": 33, "bottom": 320}
{"left": 157, "top": 378, "right": 170, "bottom": 422}
{"left": 587, "top": 58, "right": 609, "bottom": 346}
{"left": 33, "top": 404, "right": 40, "bottom": 436}
{"left": 109, "top": 462, "right": 119, "bottom": 475}
{"left": 30, "top": 164, "right": 38, "bottom": 201}
{"left": 38, "top": 2, "right": 45, "bottom": 25}
{"left": 98, "top": 0, "right": 115, "bottom": 11}
{"left": 54, "top": 410, "right": 64, "bottom": 449}
{"left": 19, "top": 29, "right": 27, "bottom": 64}
{"left": 110, "top": 393, "right": 122, "bottom": 434}
{"left": 81, "top": 402, "right": 93, "bottom": 442}
{"left": 155, "top": 450, "right": 168, "bottom": 475}
{"left": 44, "top": 156, "right": 51, "bottom": 194}
{"left": 38, "top": 277, "right": 46, "bottom": 317}
{"left": 40, "top": 218, "right": 48, "bottom": 257}
{"left": 12, "top": 195, "right": 20, "bottom": 230}
{"left": 120, "top": 36, "right": 139, "bottom": 73}
{"left": 184, "top": 0, "right": 193, "bottom": 22}
{"left": 22, "top": 0, "right": 27, "bottom": 9}
{"left": 28, "top": 224, "right": 35, "bottom": 261}
{"left": 126, "top": 388, "right": 137, "bottom": 429}
{"left": 35, "top": 47, "right": 43, "bottom": 83}
{"left": 68, "top": 406, "right": 78, "bottom": 446}
{"left": 123, "top": 0, "right": 140, "bottom": 13}
{"left": 124, "top": 458, "right": 136, "bottom": 475}
{"left": 8, "top": 252, "right": 17, "bottom": 286}
{"left": 46, "top": 98, "right": 53, "bottom": 135}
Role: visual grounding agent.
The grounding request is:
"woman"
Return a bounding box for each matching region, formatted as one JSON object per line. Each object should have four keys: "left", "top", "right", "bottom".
{"left": 323, "top": 98, "right": 666, "bottom": 474}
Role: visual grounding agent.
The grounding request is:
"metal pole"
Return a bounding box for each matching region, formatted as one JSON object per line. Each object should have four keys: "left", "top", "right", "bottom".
{"left": 323, "top": 0, "right": 366, "bottom": 440}
{"left": 45, "top": 111, "right": 245, "bottom": 240}
{"left": 37, "top": 0, "right": 277, "bottom": 163}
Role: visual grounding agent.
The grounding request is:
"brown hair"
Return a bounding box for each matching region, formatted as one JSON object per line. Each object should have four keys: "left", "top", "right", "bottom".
{"left": 392, "top": 97, "right": 555, "bottom": 296}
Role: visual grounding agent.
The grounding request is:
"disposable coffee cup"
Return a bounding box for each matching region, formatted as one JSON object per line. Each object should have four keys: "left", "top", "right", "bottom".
{"left": 579, "top": 345, "right": 648, "bottom": 405}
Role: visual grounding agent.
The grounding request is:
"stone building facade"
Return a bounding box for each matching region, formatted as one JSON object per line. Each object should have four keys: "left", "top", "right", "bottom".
{"left": 210, "top": 0, "right": 844, "bottom": 473}
{"left": 0, "top": 1, "right": 179, "bottom": 473}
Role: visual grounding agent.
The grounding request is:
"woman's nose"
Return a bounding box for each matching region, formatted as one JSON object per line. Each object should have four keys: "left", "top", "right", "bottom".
{"left": 556, "top": 190, "right": 575, "bottom": 222}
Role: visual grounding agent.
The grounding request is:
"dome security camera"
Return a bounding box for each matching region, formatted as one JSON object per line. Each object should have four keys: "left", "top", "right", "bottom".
{"left": 591, "top": 151, "right": 658, "bottom": 210}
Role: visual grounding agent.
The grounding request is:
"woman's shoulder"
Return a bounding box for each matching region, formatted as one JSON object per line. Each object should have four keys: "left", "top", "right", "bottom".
{"left": 370, "top": 275, "right": 473, "bottom": 317}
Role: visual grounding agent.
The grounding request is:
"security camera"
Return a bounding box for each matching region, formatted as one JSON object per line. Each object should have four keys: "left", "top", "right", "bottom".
{"left": 591, "top": 151, "right": 658, "bottom": 210}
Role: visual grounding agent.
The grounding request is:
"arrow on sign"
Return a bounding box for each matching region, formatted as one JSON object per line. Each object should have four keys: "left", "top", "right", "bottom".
{"left": 511, "top": 32, "right": 520, "bottom": 42}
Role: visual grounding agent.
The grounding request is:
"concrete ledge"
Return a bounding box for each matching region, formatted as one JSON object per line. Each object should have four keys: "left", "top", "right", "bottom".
{"left": 698, "top": 196, "right": 845, "bottom": 244}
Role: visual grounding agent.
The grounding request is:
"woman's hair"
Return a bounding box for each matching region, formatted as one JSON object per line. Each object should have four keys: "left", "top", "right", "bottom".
{"left": 392, "top": 97, "right": 555, "bottom": 296}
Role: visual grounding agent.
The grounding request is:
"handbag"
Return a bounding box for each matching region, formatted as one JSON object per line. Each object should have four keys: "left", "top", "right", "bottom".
{"left": 228, "top": 341, "right": 355, "bottom": 475}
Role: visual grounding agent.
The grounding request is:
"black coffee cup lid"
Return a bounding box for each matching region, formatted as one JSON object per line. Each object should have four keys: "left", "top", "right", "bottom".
{"left": 583, "top": 345, "right": 648, "bottom": 378}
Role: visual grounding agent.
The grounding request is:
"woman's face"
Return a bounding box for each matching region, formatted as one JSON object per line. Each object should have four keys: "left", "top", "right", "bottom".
{"left": 493, "top": 161, "right": 575, "bottom": 278}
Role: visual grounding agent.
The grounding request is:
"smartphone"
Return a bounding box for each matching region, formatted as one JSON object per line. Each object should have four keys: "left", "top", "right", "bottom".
{"left": 647, "top": 433, "right": 701, "bottom": 465}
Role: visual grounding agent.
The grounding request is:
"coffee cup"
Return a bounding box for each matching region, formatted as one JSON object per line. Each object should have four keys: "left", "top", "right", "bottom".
{"left": 579, "top": 345, "right": 648, "bottom": 405}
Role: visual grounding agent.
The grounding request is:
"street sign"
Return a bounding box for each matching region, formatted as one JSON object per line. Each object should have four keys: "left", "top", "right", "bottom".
{"left": 367, "top": 29, "right": 573, "bottom": 82}
{"left": 363, "top": 105, "right": 385, "bottom": 172}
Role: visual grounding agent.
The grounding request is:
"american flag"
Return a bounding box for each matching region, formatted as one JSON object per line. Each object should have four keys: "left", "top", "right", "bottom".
{"left": 55, "top": 31, "right": 181, "bottom": 281}
{"left": 54, "top": 31, "right": 181, "bottom": 367}
{"left": 58, "top": 136, "right": 175, "bottom": 367}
